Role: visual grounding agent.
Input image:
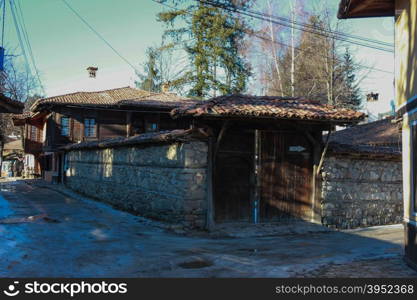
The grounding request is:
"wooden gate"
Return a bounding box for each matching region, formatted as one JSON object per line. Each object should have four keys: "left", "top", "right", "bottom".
{"left": 259, "top": 131, "right": 313, "bottom": 221}
{"left": 214, "top": 129, "right": 254, "bottom": 222}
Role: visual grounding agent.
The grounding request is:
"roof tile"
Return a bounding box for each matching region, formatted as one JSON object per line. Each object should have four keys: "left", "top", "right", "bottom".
{"left": 172, "top": 94, "right": 365, "bottom": 123}
{"left": 32, "top": 87, "right": 196, "bottom": 111}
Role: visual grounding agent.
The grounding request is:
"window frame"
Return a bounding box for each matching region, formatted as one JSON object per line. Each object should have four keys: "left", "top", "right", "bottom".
{"left": 60, "top": 117, "right": 71, "bottom": 137}
{"left": 144, "top": 117, "right": 159, "bottom": 133}
{"left": 84, "top": 118, "right": 97, "bottom": 138}
{"left": 412, "top": 120, "right": 417, "bottom": 214}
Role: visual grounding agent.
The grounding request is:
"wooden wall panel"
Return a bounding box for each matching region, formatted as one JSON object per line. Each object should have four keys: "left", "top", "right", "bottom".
{"left": 259, "top": 131, "right": 313, "bottom": 221}
{"left": 214, "top": 128, "right": 254, "bottom": 222}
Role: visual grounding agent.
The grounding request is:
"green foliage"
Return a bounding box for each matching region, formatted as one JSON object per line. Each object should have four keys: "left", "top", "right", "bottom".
{"left": 135, "top": 47, "right": 162, "bottom": 93}
{"left": 157, "top": 0, "right": 251, "bottom": 99}
{"left": 337, "top": 48, "right": 362, "bottom": 109}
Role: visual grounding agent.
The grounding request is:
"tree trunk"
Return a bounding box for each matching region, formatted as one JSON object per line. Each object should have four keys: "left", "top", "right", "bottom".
{"left": 290, "top": 1, "right": 296, "bottom": 98}
{"left": 267, "top": 0, "right": 284, "bottom": 97}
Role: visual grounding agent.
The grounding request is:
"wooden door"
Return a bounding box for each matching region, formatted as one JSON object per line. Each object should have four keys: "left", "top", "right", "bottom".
{"left": 259, "top": 131, "right": 312, "bottom": 221}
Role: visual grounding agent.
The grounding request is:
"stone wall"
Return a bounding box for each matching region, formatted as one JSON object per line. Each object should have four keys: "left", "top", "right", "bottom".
{"left": 321, "top": 155, "right": 403, "bottom": 229}
{"left": 64, "top": 141, "right": 208, "bottom": 228}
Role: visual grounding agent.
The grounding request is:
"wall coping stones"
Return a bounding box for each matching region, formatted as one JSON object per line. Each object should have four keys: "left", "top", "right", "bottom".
{"left": 61, "top": 129, "right": 208, "bottom": 151}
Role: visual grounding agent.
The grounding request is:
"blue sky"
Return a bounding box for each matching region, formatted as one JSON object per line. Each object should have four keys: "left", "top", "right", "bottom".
{"left": 4, "top": 0, "right": 395, "bottom": 115}
{"left": 4, "top": 0, "right": 167, "bottom": 96}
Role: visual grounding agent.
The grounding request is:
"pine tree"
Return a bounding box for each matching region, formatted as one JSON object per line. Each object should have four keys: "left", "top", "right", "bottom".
{"left": 263, "top": 12, "right": 362, "bottom": 110}
{"left": 337, "top": 48, "right": 361, "bottom": 110}
{"left": 157, "top": 0, "right": 251, "bottom": 99}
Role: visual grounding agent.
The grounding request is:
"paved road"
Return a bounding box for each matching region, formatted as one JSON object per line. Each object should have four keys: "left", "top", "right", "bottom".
{"left": 0, "top": 180, "right": 416, "bottom": 277}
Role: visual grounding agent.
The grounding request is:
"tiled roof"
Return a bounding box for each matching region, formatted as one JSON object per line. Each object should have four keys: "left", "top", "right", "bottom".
{"left": 119, "top": 92, "right": 198, "bottom": 108}
{"left": 61, "top": 129, "right": 207, "bottom": 151}
{"left": 329, "top": 117, "right": 400, "bottom": 146}
{"left": 328, "top": 143, "right": 401, "bottom": 157}
{"left": 0, "top": 93, "right": 24, "bottom": 113}
{"left": 328, "top": 117, "right": 401, "bottom": 156}
{"left": 31, "top": 87, "right": 195, "bottom": 111}
{"left": 171, "top": 94, "right": 365, "bottom": 123}
{"left": 12, "top": 112, "right": 32, "bottom": 120}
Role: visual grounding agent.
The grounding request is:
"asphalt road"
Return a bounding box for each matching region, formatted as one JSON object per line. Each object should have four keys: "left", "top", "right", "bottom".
{"left": 0, "top": 180, "right": 415, "bottom": 278}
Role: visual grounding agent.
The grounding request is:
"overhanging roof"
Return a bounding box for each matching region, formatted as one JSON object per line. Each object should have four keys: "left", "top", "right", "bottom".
{"left": 0, "top": 94, "right": 24, "bottom": 114}
{"left": 172, "top": 94, "right": 366, "bottom": 124}
{"left": 338, "top": 0, "right": 394, "bottom": 19}
{"left": 31, "top": 87, "right": 197, "bottom": 112}
{"left": 328, "top": 117, "right": 401, "bottom": 157}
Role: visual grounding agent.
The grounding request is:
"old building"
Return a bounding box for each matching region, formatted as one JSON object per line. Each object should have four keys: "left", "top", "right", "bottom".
{"left": 62, "top": 95, "right": 364, "bottom": 229}
{"left": 14, "top": 86, "right": 195, "bottom": 182}
{"left": 338, "top": 0, "right": 417, "bottom": 270}
{"left": 1, "top": 137, "right": 24, "bottom": 177}
{"left": 322, "top": 118, "right": 402, "bottom": 229}
{"left": 12, "top": 112, "right": 42, "bottom": 178}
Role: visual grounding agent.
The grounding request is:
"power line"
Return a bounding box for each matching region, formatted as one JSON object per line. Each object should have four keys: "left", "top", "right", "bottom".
{"left": 8, "top": 1, "right": 30, "bottom": 74}
{"left": 252, "top": 31, "right": 393, "bottom": 74}
{"left": 10, "top": 0, "right": 45, "bottom": 94}
{"left": 199, "top": 0, "right": 393, "bottom": 53}
{"left": 201, "top": 0, "right": 394, "bottom": 50}
{"left": 201, "top": 0, "right": 393, "bottom": 49}
{"left": 152, "top": 0, "right": 393, "bottom": 74}
{"left": 61, "top": 0, "right": 140, "bottom": 73}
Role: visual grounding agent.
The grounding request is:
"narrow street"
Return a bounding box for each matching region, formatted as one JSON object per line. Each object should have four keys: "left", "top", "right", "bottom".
{"left": 0, "top": 180, "right": 416, "bottom": 278}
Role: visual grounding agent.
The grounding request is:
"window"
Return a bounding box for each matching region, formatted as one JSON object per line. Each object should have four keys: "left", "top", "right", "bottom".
{"left": 61, "top": 117, "right": 70, "bottom": 136}
{"left": 145, "top": 117, "right": 159, "bottom": 133}
{"left": 413, "top": 121, "right": 417, "bottom": 213}
{"left": 84, "top": 118, "right": 96, "bottom": 137}
{"left": 145, "top": 122, "right": 158, "bottom": 132}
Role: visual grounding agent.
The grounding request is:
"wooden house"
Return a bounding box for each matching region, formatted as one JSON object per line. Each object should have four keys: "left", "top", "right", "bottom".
{"left": 14, "top": 87, "right": 196, "bottom": 182}
{"left": 172, "top": 95, "right": 365, "bottom": 225}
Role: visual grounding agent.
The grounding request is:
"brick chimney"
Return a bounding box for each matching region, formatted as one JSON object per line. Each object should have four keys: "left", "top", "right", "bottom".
{"left": 366, "top": 92, "right": 379, "bottom": 102}
{"left": 86, "top": 66, "right": 98, "bottom": 78}
{"left": 161, "top": 82, "right": 170, "bottom": 93}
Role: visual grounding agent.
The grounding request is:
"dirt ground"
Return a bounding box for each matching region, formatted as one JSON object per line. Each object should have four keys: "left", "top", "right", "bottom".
{"left": 0, "top": 179, "right": 416, "bottom": 278}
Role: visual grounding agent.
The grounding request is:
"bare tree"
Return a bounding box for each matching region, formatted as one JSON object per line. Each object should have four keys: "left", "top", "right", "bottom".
{"left": 0, "top": 50, "right": 41, "bottom": 139}
{"left": 136, "top": 43, "right": 189, "bottom": 95}
{"left": 1, "top": 50, "right": 39, "bottom": 102}
{"left": 266, "top": 0, "right": 284, "bottom": 96}
{"left": 250, "top": 1, "right": 363, "bottom": 109}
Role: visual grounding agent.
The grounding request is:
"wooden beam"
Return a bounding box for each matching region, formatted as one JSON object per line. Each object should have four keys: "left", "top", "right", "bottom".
{"left": 206, "top": 136, "right": 215, "bottom": 231}
{"left": 316, "top": 130, "right": 332, "bottom": 176}
{"left": 126, "top": 111, "right": 132, "bottom": 137}
{"left": 338, "top": 0, "right": 394, "bottom": 18}
{"left": 311, "top": 140, "right": 322, "bottom": 224}
{"left": 213, "top": 120, "right": 230, "bottom": 163}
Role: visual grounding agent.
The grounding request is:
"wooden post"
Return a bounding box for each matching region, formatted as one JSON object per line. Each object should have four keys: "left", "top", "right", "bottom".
{"left": 303, "top": 130, "right": 323, "bottom": 224}
{"left": 253, "top": 129, "right": 261, "bottom": 224}
{"left": 213, "top": 121, "right": 229, "bottom": 162}
{"left": 206, "top": 136, "right": 215, "bottom": 231}
{"left": 311, "top": 143, "right": 322, "bottom": 223}
{"left": 126, "top": 112, "right": 132, "bottom": 137}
